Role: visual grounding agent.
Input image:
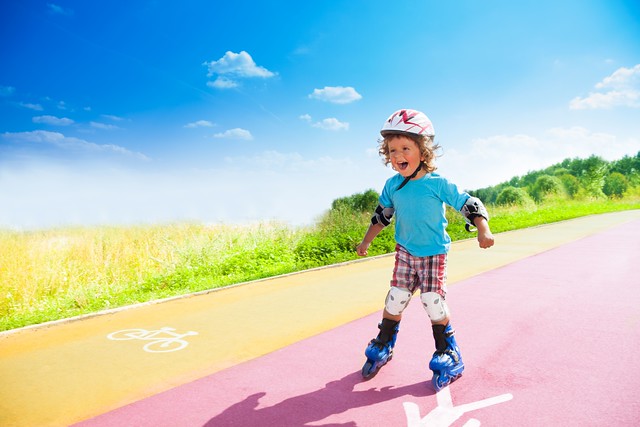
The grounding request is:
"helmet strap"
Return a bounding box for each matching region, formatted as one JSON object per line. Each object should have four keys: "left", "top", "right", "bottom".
{"left": 397, "top": 164, "right": 422, "bottom": 191}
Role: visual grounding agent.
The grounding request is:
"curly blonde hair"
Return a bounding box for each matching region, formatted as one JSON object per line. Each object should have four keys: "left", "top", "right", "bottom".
{"left": 378, "top": 133, "right": 441, "bottom": 173}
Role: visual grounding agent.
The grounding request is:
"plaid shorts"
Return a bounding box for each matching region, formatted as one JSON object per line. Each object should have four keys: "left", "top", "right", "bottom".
{"left": 390, "top": 244, "right": 448, "bottom": 297}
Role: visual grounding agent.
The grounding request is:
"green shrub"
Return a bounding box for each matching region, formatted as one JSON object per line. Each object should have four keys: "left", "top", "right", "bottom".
{"left": 558, "top": 173, "right": 580, "bottom": 198}
{"left": 603, "top": 172, "right": 629, "bottom": 198}
{"left": 531, "top": 175, "right": 565, "bottom": 202}
{"left": 496, "top": 186, "right": 534, "bottom": 206}
{"left": 331, "top": 189, "right": 379, "bottom": 213}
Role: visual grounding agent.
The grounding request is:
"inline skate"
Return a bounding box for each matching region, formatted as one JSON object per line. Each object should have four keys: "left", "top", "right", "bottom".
{"left": 429, "top": 323, "right": 464, "bottom": 391}
{"left": 361, "top": 318, "right": 399, "bottom": 379}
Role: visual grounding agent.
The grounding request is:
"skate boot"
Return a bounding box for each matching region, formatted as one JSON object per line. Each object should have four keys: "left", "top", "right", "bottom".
{"left": 361, "top": 318, "right": 399, "bottom": 379}
{"left": 429, "top": 323, "right": 464, "bottom": 391}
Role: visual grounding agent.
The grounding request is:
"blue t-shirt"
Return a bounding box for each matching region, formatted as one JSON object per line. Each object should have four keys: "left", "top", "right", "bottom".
{"left": 379, "top": 172, "right": 471, "bottom": 257}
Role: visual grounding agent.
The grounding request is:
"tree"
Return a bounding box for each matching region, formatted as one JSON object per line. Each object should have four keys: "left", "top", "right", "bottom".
{"left": 610, "top": 152, "right": 640, "bottom": 176}
{"left": 603, "top": 172, "right": 628, "bottom": 198}
{"left": 558, "top": 174, "right": 580, "bottom": 198}
{"left": 331, "top": 189, "right": 379, "bottom": 213}
{"left": 496, "top": 186, "right": 533, "bottom": 206}
{"left": 531, "top": 175, "right": 565, "bottom": 202}
{"left": 580, "top": 155, "right": 608, "bottom": 198}
{"left": 471, "top": 186, "right": 499, "bottom": 204}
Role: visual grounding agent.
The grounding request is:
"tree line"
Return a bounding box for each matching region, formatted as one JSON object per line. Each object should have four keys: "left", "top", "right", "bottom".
{"left": 471, "top": 152, "right": 640, "bottom": 206}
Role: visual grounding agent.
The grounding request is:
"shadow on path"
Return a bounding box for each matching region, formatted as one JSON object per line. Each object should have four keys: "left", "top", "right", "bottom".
{"left": 203, "top": 371, "right": 434, "bottom": 426}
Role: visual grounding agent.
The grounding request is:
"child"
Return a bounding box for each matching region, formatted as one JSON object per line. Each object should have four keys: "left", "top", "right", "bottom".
{"left": 356, "top": 109, "right": 494, "bottom": 391}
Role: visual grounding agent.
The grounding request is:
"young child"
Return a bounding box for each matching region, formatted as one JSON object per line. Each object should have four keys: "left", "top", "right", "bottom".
{"left": 356, "top": 109, "right": 494, "bottom": 391}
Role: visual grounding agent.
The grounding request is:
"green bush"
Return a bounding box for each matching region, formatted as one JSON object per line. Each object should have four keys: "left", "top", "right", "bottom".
{"left": 331, "top": 189, "right": 379, "bottom": 213}
{"left": 603, "top": 172, "right": 628, "bottom": 198}
{"left": 531, "top": 175, "right": 565, "bottom": 202}
{"left": 495, "top": 186, "right": 534, "bottom": 206}
{"left": 558, "top": 173, "right": 580, "bottom": 198}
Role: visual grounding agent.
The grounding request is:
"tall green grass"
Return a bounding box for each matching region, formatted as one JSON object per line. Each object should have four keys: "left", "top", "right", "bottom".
{"left": 1, "top": 198, "right": 638, "bottom": 332}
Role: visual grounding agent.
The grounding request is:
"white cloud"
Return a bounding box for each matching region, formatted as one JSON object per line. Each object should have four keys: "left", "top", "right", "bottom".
{"left": 207, "top": 77, "right": 238, "bottom": 89}
{"left": 308, "top": 86, "right": 362, "bottom": 104}
{"left": 204, "top": 51, "right": 275, "bottom": 78}
{"left": 101, "top": 114, "right": 125, "bottom": 122}
{"left": 2, "top": 130, "right": 148, "bottom": 160}
{"left": 301, "top": 114, "right": 349, "bottom": 131}
{"left": 213, "top": 128, "right": 253, "bottom": 140}
{"left": 570, "top": 64, "right": 640, "bottom": 109}
{"left": 438, "top": 127, "right": 639, "bottom": 190}
{"left": 32, "top": 115, "right": 74, "bottom": 126}
{"left": 203, "top": 51, "right": 276, "bottom": 89}
{"left": 90, "top": 121, "right": 120, "bottom": 130}
{"left": 312, "top": 117, "right": 349, "bottom": 131}
{"left": 184, "top": 120, "right": 214, "bottom": 128}
{"left": 595, "top": 64, "right": 640, "bottom": 89}
{"left": 19, "top": 102, "right": 43, "bottom": 111}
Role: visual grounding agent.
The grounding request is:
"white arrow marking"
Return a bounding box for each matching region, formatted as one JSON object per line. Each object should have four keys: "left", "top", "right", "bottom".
{"left": 404, "top": 386, "right": 513, "bottom": 427}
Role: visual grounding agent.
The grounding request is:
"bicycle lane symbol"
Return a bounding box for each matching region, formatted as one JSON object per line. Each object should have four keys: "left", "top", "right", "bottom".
{"left": 403, "top": 386, "right": 513, "bottom": 427}
{"left": 107, "top": 327, "right": 198, "bottom": 353}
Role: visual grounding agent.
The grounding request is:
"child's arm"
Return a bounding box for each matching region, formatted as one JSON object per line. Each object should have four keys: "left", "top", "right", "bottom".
{"left": 473, "top": 216, "right": 495, "bottom": 249}
{"left": 356, "top": 223, "right": 385, "bottom": 256}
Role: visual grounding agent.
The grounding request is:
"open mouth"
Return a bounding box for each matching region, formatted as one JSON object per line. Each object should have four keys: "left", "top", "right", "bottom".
{"left": 397, "top": 161, "right": 409, "bottom": 171}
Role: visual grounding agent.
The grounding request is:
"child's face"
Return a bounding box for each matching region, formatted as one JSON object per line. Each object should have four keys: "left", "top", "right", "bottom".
{"left": 387, "top": 135, "right": 424, "bottom": 177}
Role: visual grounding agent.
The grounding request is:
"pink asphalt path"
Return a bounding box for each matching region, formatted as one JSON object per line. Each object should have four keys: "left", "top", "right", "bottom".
{"left": 75, "top": 220, "right": 640, "bottom": 427}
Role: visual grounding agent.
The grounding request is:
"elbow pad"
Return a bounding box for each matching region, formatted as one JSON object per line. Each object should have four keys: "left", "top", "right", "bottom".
{"left": 460, "top": 197, "right": 489, "bottom": 231}
{"left": 371, "top": 204, "right": 395, "bottom": 227}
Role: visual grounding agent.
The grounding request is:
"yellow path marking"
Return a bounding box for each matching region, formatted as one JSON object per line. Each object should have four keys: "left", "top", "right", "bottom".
{"left": 1, "top": 210, "right": 638, "bottom": 427}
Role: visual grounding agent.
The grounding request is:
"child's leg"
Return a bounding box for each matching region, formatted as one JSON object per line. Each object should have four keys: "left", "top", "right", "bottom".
{"left": 362, "top": 247, "right": 416, "bottom": 378}
{"left": 361, "top": 288, "right": 411, "bottom": 379}
{"left": 418, "top": 254, "right": 464, "bottom": 389}
{"left": 429, "top": 321, "right": 464, "bottom": 390}
{"left": 361, "top": 317, "right": 400, "bottom": 378}
{"left": 422, "top": 291, "right": 464, "bottom": 390}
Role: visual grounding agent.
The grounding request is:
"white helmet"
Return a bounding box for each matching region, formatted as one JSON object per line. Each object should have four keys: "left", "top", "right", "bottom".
{"left": 380, "top": 109, "right": 435, "bottom": 137}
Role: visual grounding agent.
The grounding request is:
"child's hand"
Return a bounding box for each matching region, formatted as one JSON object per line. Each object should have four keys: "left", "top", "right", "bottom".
{"left": 473, "top": 217, "right": 494, "bottom": 249}
{"left": 477, "top": 230, "right": 495, "bottom": 249}
{"left": 356, "top": 242, "right": 370, "bottom": 256}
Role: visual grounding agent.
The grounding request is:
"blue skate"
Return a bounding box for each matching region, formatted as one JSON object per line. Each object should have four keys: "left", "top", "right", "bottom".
{"left": 361, "top": 319, "right": 399, "bottom": 379}
{"left": 429, "top": 323, "right": 464, "bottom": 391}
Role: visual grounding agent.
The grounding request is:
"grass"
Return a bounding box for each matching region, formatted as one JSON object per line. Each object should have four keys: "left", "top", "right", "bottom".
{"left": 1, "top": 197, "right": 638, "bottom": 332}
{"left": 0, "top": 222, "right": 303, "bottom": 331}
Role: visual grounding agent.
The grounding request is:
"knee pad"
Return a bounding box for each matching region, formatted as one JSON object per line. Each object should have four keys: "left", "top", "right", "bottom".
{"left": 421, "top": 292, "right": 450, "bottom": 322}
{"left": 384, "top": 287, "right": 413, "bottom": 316}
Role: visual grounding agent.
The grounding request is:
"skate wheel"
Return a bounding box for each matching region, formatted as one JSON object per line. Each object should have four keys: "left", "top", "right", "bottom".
{"left": 432, "top": 373, "right": 448, "bottom": 391}
{"left": 362, "top": 361, "right": 376, "bottom": 378}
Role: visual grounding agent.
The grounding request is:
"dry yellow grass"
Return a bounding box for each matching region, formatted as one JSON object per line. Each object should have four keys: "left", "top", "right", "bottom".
{"left": 0, "top": 222, "right": 295, "bottom": 329}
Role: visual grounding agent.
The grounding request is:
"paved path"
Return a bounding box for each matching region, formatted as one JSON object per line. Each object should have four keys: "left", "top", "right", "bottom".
{"left": 1, "top": 210, "right": 639, "bottom": 426}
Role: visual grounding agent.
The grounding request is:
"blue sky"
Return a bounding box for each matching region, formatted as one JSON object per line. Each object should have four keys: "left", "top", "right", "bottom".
{"left": 1, "top": 0, "right": 639, "bottom": 229}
